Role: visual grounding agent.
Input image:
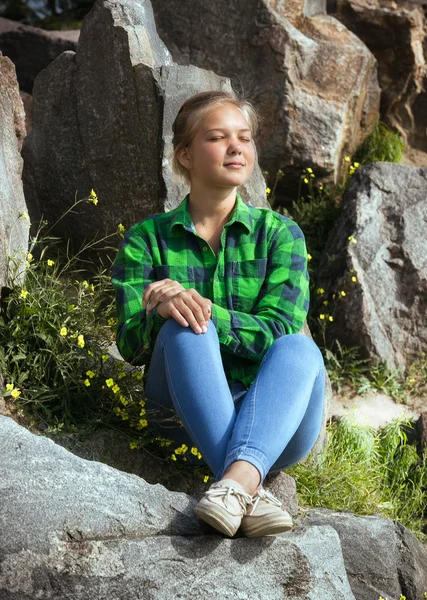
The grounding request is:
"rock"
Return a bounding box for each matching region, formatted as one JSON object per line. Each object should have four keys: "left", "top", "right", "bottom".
{"left": 317, "top": 162, "right": 427, "bottom": 369}
{"left": 327, "top": 0, "right": 427, "bottom": 153}
{"left": 0, "top": 52, "right": 29, "bottom": 290}
{"left": 415, "top": 411, "right": 427, "bottom": 454}
{"left": 263, "top": 471, "right": 299, "bottom": 517}
{"left": 0, "top": 415, "right": 357, "bottom": 599}
{"left": 151, "top": 0, "right": 380, "bottom": 185}
{"left": 302, "top": 508, "right": 427, "bottom": 600}
{"left": 22, "top": 0, "right": 268, "bottom": 254}
{"left": 0, "top": 16, "right": 79, "bottom": 93}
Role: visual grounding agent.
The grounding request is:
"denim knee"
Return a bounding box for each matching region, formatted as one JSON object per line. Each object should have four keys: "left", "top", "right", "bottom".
{"left": 268, "top": 333, "right": 324, "bottom": 370}
{"left": 158, "top": 317, "right": 218, "bottom": 342}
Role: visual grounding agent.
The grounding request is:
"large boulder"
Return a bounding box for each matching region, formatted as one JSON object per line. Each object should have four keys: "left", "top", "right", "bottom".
{"left": 0, "top": 52, "right": 29, "bottom": 290}
{"left": 317, "top": 162, "right": 427, "bottom": 369}
{"left": 21, "top": 0, "right": 268, "bottom": 253}
{"left": 0, "top": 17, "right": 79, "bottom": 93}
{"left": 327, "top": 0, "right": 427, "bottom": 153}
{"left": 151, "top": 0, "right": 381, "bottom": 186}
{"left": 0, "top": 415, "right": 356, "bottom": 599}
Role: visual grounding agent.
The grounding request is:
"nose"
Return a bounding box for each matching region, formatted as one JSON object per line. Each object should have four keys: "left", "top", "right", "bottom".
{"left": 227, "top": 140, "right": 242, "bottom": 155}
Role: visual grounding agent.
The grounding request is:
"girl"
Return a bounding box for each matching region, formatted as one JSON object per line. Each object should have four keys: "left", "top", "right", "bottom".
{"left": 111, "top": 90, "right": 325, "bottom": 538}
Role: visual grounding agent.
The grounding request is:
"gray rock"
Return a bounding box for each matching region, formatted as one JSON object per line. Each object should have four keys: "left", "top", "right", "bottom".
{"left": 22, "top": 0, "right": 268, "bottom": 254}
{"left": 318, "top": 162, "right": 427, "bottom": 369}
{"left": 0, "top": 16, "right": 79, "bottom": 93}
{"left": 0, "top": 415, "right": 356, "bottom": 599}
{"left": 302, "top": 508, "right": 427, "bottom": 600}
{"left": 0, "top": 52, "right": 29, "bottom": 291}
{"left": 151, "top": 0, "right": 380, "bottom": 183}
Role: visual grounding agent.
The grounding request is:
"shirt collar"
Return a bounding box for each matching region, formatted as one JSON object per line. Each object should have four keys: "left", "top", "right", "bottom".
{"left": 170, "top": 192, "right": 252, "bottom": 234}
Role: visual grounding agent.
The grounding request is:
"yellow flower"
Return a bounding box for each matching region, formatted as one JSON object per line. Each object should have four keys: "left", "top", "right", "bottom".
{"left": 77, "top": 334, "right": 85, "bottom": 348}
{"left": 340, "top": 291, "right": 346, "bottom": 297}
{"left": 60, "top": 327, "right": 68, "bottom": 337}
{"left": 175, "top": 447, "right": 183, "bottom": 455}
{"left": 112, "top": 384, "right": 120, "bottom": 394}
{"left": 303, "top": 177, "right": 309, "bottom": 184}
{"left": 47, "top": 259, "right": 54, "bottom": 267}
{"left": 352, "top": 276, "right": 357, "bottom": 282}
{"left": 136, "top": 371, "right": 143, "bottom": 380}
{"left": 306, "top": 168, "right": 313, "bottom": 174}
{"left": 6, "top": 383, "right": 14, "bottom": 391}
{"left": 197, "top": 452, "right": 202, "bottom": 459}
{"left": 320, "top": 314, "right": 325, "bottom": 320}
{"left": 323, "top": 300, "right": 329, "bottom": 306}
{"left": 348, "top": 235, "right": 357, "bottom": 244}
{"left": 140, "top": 408, "right": 146, "bottom": 416}
{"left": 316, "top": 288, "right": 325, "bottom": 295}
{"left": 118, "top": 372, "right": 126, "bottom": 380}
{"left": 118, "top": 223, "right": 125, "bottom": 233}
{"left": 408, "top": 378, "right": 416, "bottom": 383}
{"left": 129, "top": 441, "right": 138, "bottom": 450}
{"left": 105, "top": 378, "right": 114, "bottom": 387}
{"left": 171, "top": 454, "right": 177, "bottom": 461}
{"left": 266, "top": 187, "right": 271, "bottom": 195}
{"left": 82, "top": 280, "right": 89, "bottom": 288}
{"left": 86, "top": 370, "right": 95, "bottom": 378}
{"left": 20, "top": 289, "right": 28, "bottom": 299}
{"left": 102, "top": 355, "right": 109, "bottom": 362}
{"left": 307, "top": 253, "right": 312, "bottom": 261}
{"left": 27, "top": 252, "right": 33, "bottom": 262}
{"left": 310, "top": 173, "right": 315, "bottom": 178}
{"left": 19, "top": 211, "right": 29, "bottom": 220}
{"left": 353, "top": 162, "right": 360, "bottom": 168}
{"left": 107, "top": 317, "right": 116, "bottom": 326}
{"left": 319, "top": 183, "right": 324, "bottom": 190}
{"left": 204, "top": 475, "right": 209, "bottom": 483}
{"left": 119, "top": 395, "right": 129, "bottom": 406}
{"left": 138, "top": 419, "right": 148, "bottom": 428}
{"left": 84, "top": 379, "right": 91, "bottom": 387}
{"left": 87, "top": 349, "right": 94, "bottom": 357}
{"left": 329, "top": 316, "right": 334, "bottom": 322}
{"left": 139, "top": 399, "right": 146, "bottom": 407}
{"left": 344, "top": 156, "right": 351, "bottom": 162}
{"left": 11, "top": 389, "right": 21, "bottom": 399}
{"left": 88, "top": 189, "right": 98, "bottom": 205}
{"left": 191, "top": 447, "right": 198, "bottom": 456}
{"left": 89, "top": 284, "right": 95, "bottom": 293}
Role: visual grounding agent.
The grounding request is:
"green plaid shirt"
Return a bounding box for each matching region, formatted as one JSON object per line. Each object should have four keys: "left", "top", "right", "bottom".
{"left": 111, "top": 193, "right": 309, "bottom": 389}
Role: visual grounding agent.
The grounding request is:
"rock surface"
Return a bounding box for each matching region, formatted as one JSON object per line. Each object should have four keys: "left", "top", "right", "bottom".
{"left": 327, "top": 0, "right": 427, "bottom": 153}
{"left": 0, "top": 16, "right": 79, "bottom": 93}
{"left": 318, "top": 162, "right": 427, "bottom": 369}
{"left": 22, "top": 0, "right": 268, "bottom": 253}
{"left": 0, "top": 415, "right": 357, "bottom": 599}
{"left": 0, "top": 52, "right": 29, "bottom": 290}
{"left": 151, "top": 0, "right": 381, "bottom": 184}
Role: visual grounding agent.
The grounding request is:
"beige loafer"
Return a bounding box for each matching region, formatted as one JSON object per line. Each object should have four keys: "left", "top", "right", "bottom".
{"left": 240, "top": 487, "right": 293, "bottom": 537}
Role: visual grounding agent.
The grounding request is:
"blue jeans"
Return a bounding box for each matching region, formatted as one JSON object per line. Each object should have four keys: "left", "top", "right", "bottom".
{"left": 144, "top": 318, "right": 325, "bottom": 485}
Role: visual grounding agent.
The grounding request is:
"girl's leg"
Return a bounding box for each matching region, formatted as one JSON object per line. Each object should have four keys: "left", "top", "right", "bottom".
{"left": 221, "top": 334, "right": 325, "bottom": 486}
{"left": 143, "top": 318, "right": 238, "bottom": 478}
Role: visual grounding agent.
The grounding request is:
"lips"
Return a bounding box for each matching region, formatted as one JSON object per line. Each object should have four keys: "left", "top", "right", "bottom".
{"left": 224, "top": 162, "right": 245, "bottom": 167}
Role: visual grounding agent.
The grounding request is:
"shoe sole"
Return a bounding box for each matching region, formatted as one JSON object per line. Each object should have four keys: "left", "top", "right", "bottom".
{"left": 194, "top": 505, "right": 239, "bottom": 537}
{"left": 241, "top": 516, "right": 293, "bottom": 538}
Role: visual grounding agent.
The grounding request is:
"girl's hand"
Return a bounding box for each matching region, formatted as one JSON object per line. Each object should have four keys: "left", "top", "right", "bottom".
{"left": 143, "top": 279, "right": 185, "bottom": 314}
{"left": 156, "top": 289, "right": 212, "bottom": 334}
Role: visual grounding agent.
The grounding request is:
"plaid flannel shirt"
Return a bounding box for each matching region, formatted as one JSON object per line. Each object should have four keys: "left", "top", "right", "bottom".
{"left": 111, "top": 192, "right": 310, "bottom": 389}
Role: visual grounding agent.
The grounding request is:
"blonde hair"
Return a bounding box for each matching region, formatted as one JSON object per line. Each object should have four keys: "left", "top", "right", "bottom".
{"left": 172, "top": 91, "right": 260, "bottom": 184}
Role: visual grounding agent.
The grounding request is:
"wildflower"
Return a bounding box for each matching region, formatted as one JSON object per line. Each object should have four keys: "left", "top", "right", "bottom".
{"left": 323, "top": 300, "right": 329, "bottom": 306}
{"left": 139, "top": 399, "right": 146, "bottom": 407}
{"left": 19, "top": 211, "right": 29, "bottom": 220}
{"left": 84, "top": 379, "right": 91, "bottom": 387}
{"left": 306, "top": 167, "right": 313, "bottom": 174}
{"left": 119, "top": 395, "right": 129, "bottom": 406}
{"left": 88, "top": 189, "right": 98, "bottom": 205}
{"left": 108, "top": 317, "right": 116, "bottom": 326}
{"left": 77, "top": 334, "right": 85, "bottom": 348}
{"left": 118, "top": 223, "right": 125, "bottom": 233}
{"left": 307, "top": 253, "right": 312, "bottom": 261}
{"left": 344, "top": 156, "right": 351, "bottom": 162}
{"left": 349, "top": 166, "right": 355, "bottom": 175}
{"left": 352, "top": 276, "right": 357, "bottom": 282}
{"left": 408, "top": 378, "right": 416, "bottom": 383}
{"left": 197, "top": 452, "right": 202, "bottom": 459}
{"left": 82, "top": 280, "right": 89, "bottom": 289}
{"left": 86, "top": 370, "right": 95, "bottom": 379}
{"left": 136, "top": 371, "right": 143, "bottom": 380}
{"left": 11, "top": 389, "right": 21, "bottom": 399}
{"left": 303, "top": 177, "right": 309, "bottom": 184}
{"left": 266, "top": 187, "right": 271, "bottom": 195}
{"left": 316, "top": 288, "right": 325, "bottom": 295}
{"left": 353, "top": 162, "right": 360, "bottom": 168}
{"left": 105, "top": 378, "right": 114, "bottom": 388}
{"left": 129, "top": 441, "right": 138, "bottom": 450}
{"left": 310, "top": 173, "right": 315, "bottom": 178}
{"left": 340, "top": 291, "right": 346, "bottom": 297}
{"left": 319, "top": 183, "right": 324, "bottom": 190}
{"left": 6, "top": 383, "right": 14, "bottom": 391}
{"left": 87, "top": 349, "right": 94, "bottom": 357}
{"left": 27, "top": 252, "right": 33, "bottom": 262}
{"left": 102, "top": 355, "right": 109, "bottom": 362}
{"left": 20, "top": 289, "right": 28, "bottom": 299}
{"left": 348, "top": 235, "right": 357, "bottom": 244}
{"left": 60, "top": 327, "right": 68, "bottom": 337}
{"left": 118, "top": 372, "right": 126, "bottom": 380}
{"left": 191, "top": 447, "right": 198, "bottom": 456}
{"left": 329, "top": 316, "right": 334, "bottom": 322}
{"left": 138, "top": 419, "right": 148, "bottom": 428}
{"left": 204, "top": 475, "right": 209, "bottom": 483}
{"left": 175, "top": 447, "right": 183, "bottom": 455}
{"left": 171, "top": 454, "right": 177, "bottom": 461}
{"left": 320, "top": 314, "right": 325, "bottom": 320}
{"left": 112, "top": 384, "right": 120, "bottom": 394}
{"left": 140, "top": 408, "right": 146, "bottom": 416}
{"left": 47, "top": 259, "right": 54, "bottom": 267}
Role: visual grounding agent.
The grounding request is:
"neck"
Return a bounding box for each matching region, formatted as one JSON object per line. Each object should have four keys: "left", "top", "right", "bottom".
{"left": 187, "top": 187, "right": 237, "bottom": 228}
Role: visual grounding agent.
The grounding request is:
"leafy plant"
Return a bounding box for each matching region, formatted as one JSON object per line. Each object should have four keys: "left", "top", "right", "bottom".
{"left": 353, "top": 120, "right": 405, "bottom": 165}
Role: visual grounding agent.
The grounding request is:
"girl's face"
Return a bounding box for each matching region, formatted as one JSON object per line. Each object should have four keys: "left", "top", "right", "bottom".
{"left": 180, "top": 103, "right": 256, "bottom": 190}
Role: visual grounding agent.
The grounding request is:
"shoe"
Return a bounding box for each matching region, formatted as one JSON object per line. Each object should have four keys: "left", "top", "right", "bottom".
{"left": 194, "top": 478, "right": 253, "bottom": 537}
{"left": 240, "top": 487, "right": 293, "bottom": 537}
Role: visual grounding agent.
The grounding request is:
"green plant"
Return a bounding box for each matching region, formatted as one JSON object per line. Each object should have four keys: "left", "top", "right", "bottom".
{"left": 353, "top": 120, "right": 405, "bottom": 165}
{"left": 288, "top": 416, "right": 427, "bottom": 540}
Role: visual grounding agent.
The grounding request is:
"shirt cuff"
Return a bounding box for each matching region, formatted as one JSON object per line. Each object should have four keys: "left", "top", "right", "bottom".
{"left": 210, "top": 303, "right": 231, "bottom": 344}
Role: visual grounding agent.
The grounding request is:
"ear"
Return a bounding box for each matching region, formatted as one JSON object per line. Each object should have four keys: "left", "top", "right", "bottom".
{"left": 177, "top": 146, "right": 192, "bottom": 170}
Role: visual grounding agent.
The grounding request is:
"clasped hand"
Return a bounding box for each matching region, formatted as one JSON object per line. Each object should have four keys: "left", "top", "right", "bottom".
{"left": 142, "top": 278, "right": 212, "bottom": 334}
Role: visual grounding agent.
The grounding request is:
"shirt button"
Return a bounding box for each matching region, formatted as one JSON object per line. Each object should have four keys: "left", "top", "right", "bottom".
{"left": 202, "top": 246, "right": 208, "bottom": 252}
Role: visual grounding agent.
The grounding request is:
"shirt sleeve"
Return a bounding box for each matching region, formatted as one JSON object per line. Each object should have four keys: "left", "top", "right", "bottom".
{"left": 111, "top": 226, "right": 168, "bottom": 366}
{"left": 210, "top": 218, "right": 309, "bottom": 364}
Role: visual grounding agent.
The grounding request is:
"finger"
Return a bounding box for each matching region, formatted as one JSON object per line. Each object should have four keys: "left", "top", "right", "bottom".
{"left": 142, "top": 279, "right": 172, "bottom": 307}
{"left": 176, "top": 297, "right": 207, "bottom": 333}
{"left": 146, "top": 283, "right": 180, "bottom": 312}
{"left": 169, "top": 304, "right": 190, "bottom": 328}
